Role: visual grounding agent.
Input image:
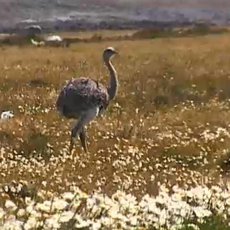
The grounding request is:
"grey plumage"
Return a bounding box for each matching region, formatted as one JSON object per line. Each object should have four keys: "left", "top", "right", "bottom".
{"left": 56, "top": 47, "right": 118, "bottom": 152}
{"left": 56, "top": 78, "right": 109, "bottom": 118}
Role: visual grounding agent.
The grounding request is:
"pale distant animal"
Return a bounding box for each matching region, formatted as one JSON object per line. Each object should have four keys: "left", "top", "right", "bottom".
{"left": 44, "top": 35, "right": 66, "bottom": 47}
{"left": 30, "top": 38, "right": 45, "bottom": 47}
{"left": 56, "top": 47, "right": 119, "bottom": 153}
{"left": 45, "top": 35, "right": 63, "bottom": 42}
{"left": 25, "top": 25, "right": 42, "bottom": 36}
{"left": 1, "top": 111, "right": 14, "bottom": 120}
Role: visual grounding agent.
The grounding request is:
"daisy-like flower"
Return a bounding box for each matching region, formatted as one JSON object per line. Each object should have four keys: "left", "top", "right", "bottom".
{"left": 193, "top": 206, "right": 212, "bottom": 219}
{"left": 5, "top": 200, "right": 17, "bottom": 211}
{"left": 44, "top": 214, "right": 60, "bottom": 229}
{"left": 0, "top": 208, "right": 5, "bottom": 219}
{"left": 24, "top": 216, "right": 37, "bottom": 230}
{"left": 52, "top": 198, "right": 68, "bottom": 211}
{"left": 62, "top": 192, "right": 75, "bottom": 201}
{"left": 59, "top": 210, "right": 74, "bottom": 223}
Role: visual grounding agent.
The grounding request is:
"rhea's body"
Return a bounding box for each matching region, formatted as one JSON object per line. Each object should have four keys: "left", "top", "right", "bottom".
{"left": 56, "top": 78, "right": 109, "bottom": 119}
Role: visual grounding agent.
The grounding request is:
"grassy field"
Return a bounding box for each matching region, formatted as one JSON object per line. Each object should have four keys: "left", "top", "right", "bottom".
{"left": 1, "top": 31, "right": 230, "bottom": 229}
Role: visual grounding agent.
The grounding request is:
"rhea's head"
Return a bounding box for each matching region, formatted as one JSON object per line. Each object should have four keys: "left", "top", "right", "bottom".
{"left": 103, "top": 47, "right": 118, "bottom": 62}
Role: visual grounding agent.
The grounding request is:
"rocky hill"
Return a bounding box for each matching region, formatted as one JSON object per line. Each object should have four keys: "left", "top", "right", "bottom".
{"left": 1, "top": 0, "right": 230, "bottom": 32}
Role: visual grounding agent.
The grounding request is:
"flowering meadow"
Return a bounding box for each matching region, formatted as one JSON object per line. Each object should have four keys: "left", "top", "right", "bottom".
{"left": 1, "top": 31, "right": 230, "bottom": 229}
{"left": 1, "top": 183, "right": 230, "bottom": 229}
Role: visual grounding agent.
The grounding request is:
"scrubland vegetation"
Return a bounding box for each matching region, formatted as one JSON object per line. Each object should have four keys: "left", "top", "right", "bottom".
{"left": 1, "top": 30, "right": 230, "bottom": 229}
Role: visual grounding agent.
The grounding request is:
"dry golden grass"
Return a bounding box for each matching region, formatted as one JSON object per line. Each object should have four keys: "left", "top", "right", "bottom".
{"left": 1, "top": 32, "right": 230, "bottom": 202}
{"left": 59, "top": 30, "right": 137, "bottom": 39}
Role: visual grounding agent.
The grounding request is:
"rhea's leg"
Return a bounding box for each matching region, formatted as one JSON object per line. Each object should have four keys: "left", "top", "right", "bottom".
{"left": 70, "top": 127, "right": 87, "bottom": 153}
{"left": 69, "top": 107, "right": 99, "bottom": 153}
{"left": 79, "top": 127, "right": 88, "bottom": 153}
{"left": 69, "top": 135, "right": 74, "bottom": 154}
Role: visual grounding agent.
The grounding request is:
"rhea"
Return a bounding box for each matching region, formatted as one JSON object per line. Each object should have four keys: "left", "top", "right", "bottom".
{"left": 56, "top": 47, "right": 118, "bottom": 153}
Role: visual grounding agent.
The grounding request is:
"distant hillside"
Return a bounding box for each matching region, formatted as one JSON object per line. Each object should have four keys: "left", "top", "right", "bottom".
{"left": 1, "top": 0, "right": 230, "bottom": 33}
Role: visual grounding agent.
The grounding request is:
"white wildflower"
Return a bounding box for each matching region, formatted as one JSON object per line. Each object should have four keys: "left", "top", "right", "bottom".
{"left": 0, "top": 208, "right": 5, "bottom": 219}
{"left": 44, "top": 214, "right": 60, "bottom": 229}
{"left": 24, "top": 216, "right": 37, "bottom": 230}
{"left": 91, "top": 221, "right": 101, "bottom": 230}
{"left": 36, "top": 200, "right": 52, "bottom": 213}
{"left": 17, "top": 209, "right": 26, "bottom": 217}
{"left": 53, "top": 198, "right": 68, "bottom": 211}
{"left": 62, "top": 192, "right": 75, "bottom": 201}
{"left": 5, "top": 200, "right": 17, "bottom": 211}
{"left": 129, "top": 216, "right": 138, "bottom": 226}
{"left": 193, "top": 206, "right": 212, "bottom": 218}
{"left": 59, "top": 211, "right": 74, "bottom": 223}
{"left": 1, "top": 111, "right": 14, "bottom": 120}
{"left": 75, "top": 219, "right": 91, "bottom": 229}
{"left": 2, "top": 220, "right": 23, "bottom": 230}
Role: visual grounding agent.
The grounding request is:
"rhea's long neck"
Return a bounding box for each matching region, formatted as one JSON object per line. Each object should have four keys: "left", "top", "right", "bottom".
{"left": 105, "top": 59, "right": 118, "bottom": 101}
